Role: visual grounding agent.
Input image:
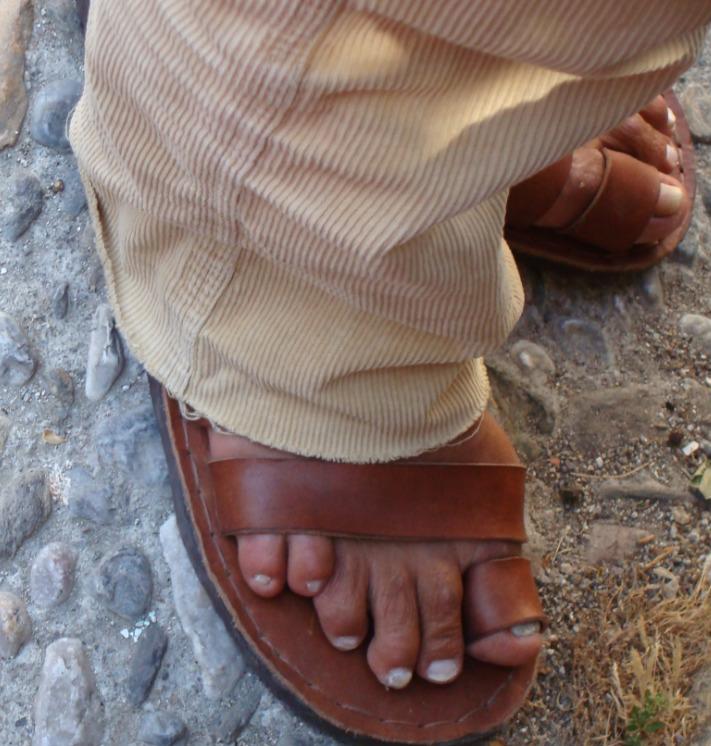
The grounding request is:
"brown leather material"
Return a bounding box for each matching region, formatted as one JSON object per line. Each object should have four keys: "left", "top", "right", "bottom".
{"left": 464, "top": 557, "right": 547, "bottom": 640}
{"left": 563, "top": 148, "right": 660, "bottom": 251}
{"left": 504, "top": 89, "right": 696, "bottom": 273}
{"left": 505, "top": 153, "right": 574, "bottom": 228}
{"left": 212, "top": 459, "right": 526, "bottom": 541}
{"left": 150, "top": 378, "right": 544, "bottom": 744}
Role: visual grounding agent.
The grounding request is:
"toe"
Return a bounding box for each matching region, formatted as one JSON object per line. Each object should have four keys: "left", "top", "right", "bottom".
{"left": 600, "top": 113, "right": 676, "bottom": 173}
{"left": 313, "top": 548, "right": 368, "bottom": 651}
{"left": 237, "top": 534, "right": 287, "bottom": 598}
{"left": 287, "top": 534, "right": 335, "bottom": 596}
{"left": 639, "top": 95, "right": 674, "bottom": 135}
{"left": 654, "top": 176, "right": 685, "bottom": 217}
{"left": 636, "top": 174, "right": 689, "bottom": 244}
{"left": 366, "top": 570, "right": 420, "bottom": 689}
{"left": 467, "top": 622, "right": 543, "bottom": 668}
{"left": 415, "top": 564, "right": 464, "bottom": 684}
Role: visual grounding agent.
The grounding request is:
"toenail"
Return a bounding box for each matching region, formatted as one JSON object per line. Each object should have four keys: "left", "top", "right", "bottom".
{"left": 658, "top": 183, "right": 683, "bottom": 215}
{"left": 252, "top": 574, "right": 272, "bottom": 586}
{"left": 666, "top": 144, "right": 679, "bottom": 168}
{"left": 332, "top": 636, "right": 360, "bottom": 651}
{"left": 667, "top": 107, "right": 677, "bottom": 127}
{"left": 383, "top": 668, "right": 413, "bottom": 689}
{"left": 425, "top": 659, "right": 459, "bottom": 683}
{"left": 305, "top": 580, "right": 323, "bottom": 593}
{"left": 511, "top": 622, "right": 542, "bottom": 637}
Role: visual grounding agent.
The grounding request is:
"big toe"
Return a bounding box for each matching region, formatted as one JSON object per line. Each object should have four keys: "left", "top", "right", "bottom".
{"left": 636, "top": 174, "right": 689, "bottom": 244}
{"left": 287, "top": 534, "right": 335, "bottom": 596}
{"left": 467, "top": 622, "right": 543, "bottom": 668}
{"left": 238, "top": 533, "right": 287, "bottom": 597}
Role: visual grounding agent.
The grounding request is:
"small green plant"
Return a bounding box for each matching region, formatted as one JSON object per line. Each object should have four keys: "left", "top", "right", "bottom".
{"left": 623, "top": 691, "right": 668, "bottom": 746}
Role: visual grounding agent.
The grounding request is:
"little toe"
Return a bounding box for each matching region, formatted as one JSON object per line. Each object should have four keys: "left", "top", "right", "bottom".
{"left": 313, "top": 549, "right": 368, "bottom": 651}
{"left": 467, "top": 623, "right": 543, "bottom": 668}
{"left": 366, "top": 571, "right": 420, "bottom": 689}
{"left": 287, "top": 534, "right": 335, "bottom": 596}
{"left": 237, "top": 534, "right": 287, "bottom": 598}
{"left": 415, "top": 564, "right": 464, "bottom": 684}
{"left": 639, "top": 94, "right": 674, "bottom": 135}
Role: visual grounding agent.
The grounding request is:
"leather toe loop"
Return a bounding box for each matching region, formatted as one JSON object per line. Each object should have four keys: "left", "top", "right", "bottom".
{"left": 463, "top": 557, "right": 547, "bottom": 642}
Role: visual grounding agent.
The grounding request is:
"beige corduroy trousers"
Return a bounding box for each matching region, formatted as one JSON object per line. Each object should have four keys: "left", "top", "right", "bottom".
{"left": 69, "top": 1, "right": 710, "bottom": 462}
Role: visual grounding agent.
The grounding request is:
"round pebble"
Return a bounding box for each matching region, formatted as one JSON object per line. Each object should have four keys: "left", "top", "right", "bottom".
{"left": 30, "top": 542, "right": 78, "bottom": 608}
{"left": 94, "top": 547, "right": 152, "bottom": 621}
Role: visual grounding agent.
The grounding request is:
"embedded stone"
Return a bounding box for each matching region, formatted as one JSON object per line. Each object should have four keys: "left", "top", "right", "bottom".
{"left": 58, "top": 165, "right": 87, "bottom": 216}
{"left": 0, "top": 414, "right": 10, "bottom": 455}
{"left": 0, "top": 471, "right": 51, "bottom": 557}
{"left": 639, "top": 267, "right": 664, "bottom": 307}
{"left": 66, "top": 466, "right": 112, "bottom": 524}
{"left": 52, "top": 283, "right": 70, "bottom": 319}
{"left": 213, "top": 678, "right": 263, "bottom": 741}
{"left": 2, "top": 171, "right": 44, "bottom": 241}
{"left": 160, "top": 516, "right": 244, "bottom": 698}
{"left": 85, "top": 304, "right": 124, "bottom": 401}
{"left": 564, "top": 384, "right": 667, "bottom": 455}
{"left": 95, "top": 403, "right": 166, "bottom": 487}
{"left": 596, "top": 472, "right": 693, "bottom": 503}
{"left": 0, "top": 0, "right": 34, "bottom": 150}
{"left": 680, "top": 313, "right": 711, "bottom": 355}
{"left": 30, "top": 79, "right": 82, "bottom": 151}
{"left": 30, "top": 542, "right": 78, "bottom": 608}
{"left": 0, "top": 311, "right": 36, "bottom": 386}
{"left": 554, "top": 318, "right": 613, "bottom": 369}
{"left": 585, "top": 523, "right": 652, "bottom": 563}
{"left": 0, "top": 591, "right": 32, "bottom": 658}
{"left": 487, "top": 359, "right": 558, "bottom": 436}
{"left": 94, "top": 547, "right": 152, "bottom": 620}
{"left": 680, "top": 84, "right": 711, "bottom": 144}
{"left": 125, "top": 624, "right": 168, "bottom": 706}
{"left": 510, "top": 340, "right": 555, "bottom": 378}
{"left": 33, "top": 638, "right": 104, "bottom": 746}
{"left": 137, "top": 711, "right": 186, "bottom": 746}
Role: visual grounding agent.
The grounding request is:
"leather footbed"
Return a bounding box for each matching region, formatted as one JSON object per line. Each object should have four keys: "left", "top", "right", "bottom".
{"left": 504, "top": 90, "right": 696, "bottom": 272}
{"left": 150, "top": 378, "right": 545, "bottom": 744}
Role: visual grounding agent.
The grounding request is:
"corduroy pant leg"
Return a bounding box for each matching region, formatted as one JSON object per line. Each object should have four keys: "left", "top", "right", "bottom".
{"left": 70, "top": 0, "right": 710, "bottom": 461}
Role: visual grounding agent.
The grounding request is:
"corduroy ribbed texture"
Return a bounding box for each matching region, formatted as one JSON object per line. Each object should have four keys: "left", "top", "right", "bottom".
{"left": 69, "top": 0, "right": 710, "bottom": 461}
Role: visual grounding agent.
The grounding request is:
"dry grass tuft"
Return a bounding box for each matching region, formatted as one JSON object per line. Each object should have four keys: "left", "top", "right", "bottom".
{"left": 571, "top": 559, "right": 711, "bottom": 745}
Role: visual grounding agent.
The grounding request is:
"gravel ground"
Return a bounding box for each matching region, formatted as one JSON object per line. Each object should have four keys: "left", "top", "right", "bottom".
{"left": 0, "top": 3, "right": 710, "bottom": 745}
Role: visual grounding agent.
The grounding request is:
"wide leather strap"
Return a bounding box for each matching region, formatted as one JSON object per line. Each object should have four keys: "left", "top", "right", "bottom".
{"left": 211, "top": 459, "right": 527, "bottom": 542}
{"left": 564, "top": 148, "right": 660, "bottom": 252}
{"left": 505, "top": 154, "right": 574, "bottom": 228}
{"left": 464, "top": 557, "right": 546, "bottom": 639}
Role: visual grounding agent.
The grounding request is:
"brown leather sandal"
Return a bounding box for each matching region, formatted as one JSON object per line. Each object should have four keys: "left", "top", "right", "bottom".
{"left": 504, "top": 90, "right": 696, "bottom": 272}
{"left": 150, "top": 378, "right": 546, "bottom": 744}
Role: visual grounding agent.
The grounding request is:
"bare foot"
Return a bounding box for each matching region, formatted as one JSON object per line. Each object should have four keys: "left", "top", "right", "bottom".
{"left": 521, "top": 95, "right": 690, "bottom": 245}
{"left": 209, "top": 415, "right": 543, "bottom": 689}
